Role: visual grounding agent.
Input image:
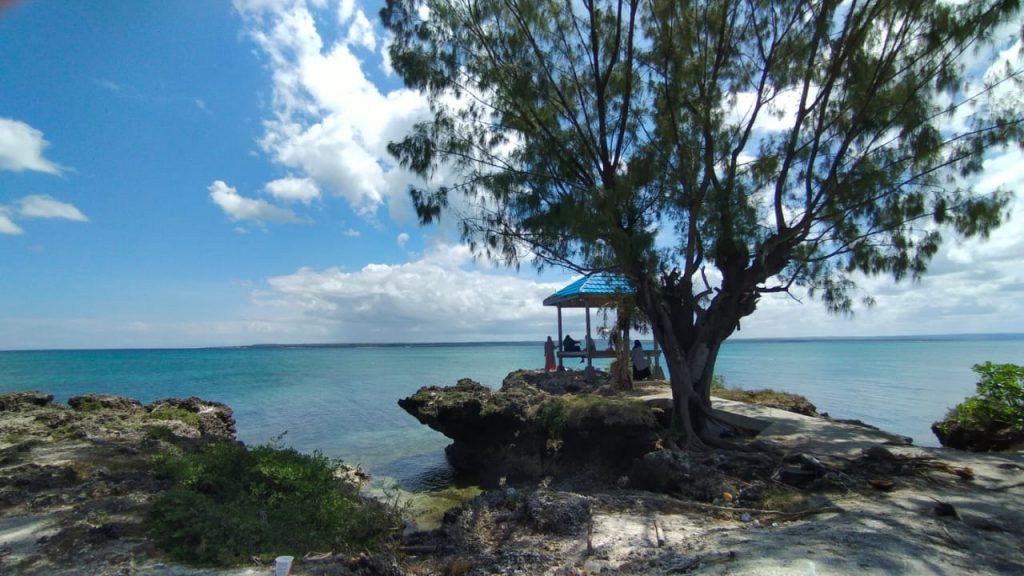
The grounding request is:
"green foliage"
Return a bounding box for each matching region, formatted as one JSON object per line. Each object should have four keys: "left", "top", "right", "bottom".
{"left": 72, "top": 398, "right": 106, "bottom": 413}
{"left": 539, "top": 396, "right": 651, "bottom": 438}
{"left": 146, "top": 442, "right": 400, "bottom": 566}
{"left": 145, "top": 407, "right": 200, "bottom": 428}
{"left": 939, "top": 362, "right": 1024, "bottom": 433}
{"left": 143, "top": 425, "right": 180, "bottom": 442}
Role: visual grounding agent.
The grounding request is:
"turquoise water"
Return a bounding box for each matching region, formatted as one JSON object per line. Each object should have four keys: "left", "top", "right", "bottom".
{"left": 1, "top": 336, "right": 1021, "bottom": 490}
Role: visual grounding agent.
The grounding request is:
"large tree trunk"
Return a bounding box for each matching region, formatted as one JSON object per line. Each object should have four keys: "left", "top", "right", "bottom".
{"left": 635, "top": 276, "right": 703, "bottom": 447}
{"left": 634, "top": 271, "right": 749, "bottom": 449}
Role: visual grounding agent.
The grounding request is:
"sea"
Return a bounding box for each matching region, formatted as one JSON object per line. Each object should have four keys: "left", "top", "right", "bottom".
{"left": 1, "top": 334, "right": 1021, "bottom": 492}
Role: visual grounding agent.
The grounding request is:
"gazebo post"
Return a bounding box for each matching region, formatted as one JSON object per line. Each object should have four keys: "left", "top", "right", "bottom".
{"left": 557, "top": 306, "right": 564, "bottom": 370}
{"left": 584, "top": 304, "right": 592, "bottom": 368}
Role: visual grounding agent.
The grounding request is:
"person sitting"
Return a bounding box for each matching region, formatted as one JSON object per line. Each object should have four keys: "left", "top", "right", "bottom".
{"left": 631, "top": 340, "right": 652, "bottom": 380}
{"left": 563, "top": 334, "right": 581, "bottom": 352}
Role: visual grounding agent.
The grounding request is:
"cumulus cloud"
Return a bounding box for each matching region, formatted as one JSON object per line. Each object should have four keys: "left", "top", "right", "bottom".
{"left": 17, "top": 195, "right": 89, "bottom": 221}
{"left": 345, "top": 10, "right": 376, "bottom": 51}
{"left": 0, "top": 118, "right": 62, "bottom": 174}
{"left": 0, "top": 207, "right": 23, "bottom": 235}
{"left": 209, "top": 180, "right": 300, "bottom": 223}
{"left": 337, "top": 0, "right": 355, "bottom": 23}
{"left": 264, "top": 176, "right": 321, "bottom": 204}
{"left": 397, "top": 232, "right": 409, "bottom": 248}
{"left": 234, "top": 0, "right": 430, "bottom": 219}
{"left": 261, "top": 243, "right": 563, "bottom": 341}
{"left": 342, "top": 227, "right": 360, "bottom": 237}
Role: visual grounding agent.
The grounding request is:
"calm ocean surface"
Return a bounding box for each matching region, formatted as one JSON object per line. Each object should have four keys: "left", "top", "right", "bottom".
{"left": 1, "top": 335, "right": 1021, "bottom": 491}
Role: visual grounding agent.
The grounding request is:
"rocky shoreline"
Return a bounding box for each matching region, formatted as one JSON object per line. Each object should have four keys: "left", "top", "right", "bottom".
{"left": 397, "top": 372, "right": 1024, "bottom": 575}
{"left": 0, "top": 392, "right": 237, "bottom": 575}
{"left": 3, "top": 377, "right": 1023, "bottom": 575}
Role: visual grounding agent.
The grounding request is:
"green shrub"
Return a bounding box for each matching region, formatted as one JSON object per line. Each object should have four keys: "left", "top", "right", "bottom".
{"left": 73, "top": 398, "right": 106, "bottom": 413}
{"left": 146, "top": 442, "right": 400, "bottom": 566}
{"left": 939, "top": 362, "right": 1024, "bottom": 432}
{"left": 145, "top": 407, "right": 201, "bottom": 428}
{"left": 538, "top": 396, "right": 650, "bottom": 438}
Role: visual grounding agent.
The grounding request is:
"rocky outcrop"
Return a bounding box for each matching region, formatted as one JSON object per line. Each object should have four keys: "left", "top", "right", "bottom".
{"left": 398, "top": 375, "right": 661, "bottom": 486}
{"left": 502, "top": 369, "right": 612, "bottom": 395}
{"left": 68, "top": 393, "right": 144, "bottom": 413}
{"left": 931, "top": 418, "right": 1024, "bottom": 452}
{"left": 0, "top": 390, "right": 239, "bottom": 574}
{"left": 148, "top": 396, "right": 236, "bottom": 440}
{"left": 0, "top": 391, "right": 55, "bottom": 411}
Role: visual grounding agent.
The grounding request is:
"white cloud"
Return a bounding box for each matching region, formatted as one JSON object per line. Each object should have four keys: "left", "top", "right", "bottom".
{"left": 338, "top": 0, "right": 355, "bottom": 23}
{"left": 209, "top": 180, "right": 300, "bottom": 223}
{"left": 0, "top": 207, "right": 24, "bottom": 235}
{"left": 379, "top": 32, "right": 395, "bottom": 76}
{"left": 397, "top": 232, "right": 409, "bottom": 248}
{"left": 342, "top": 227, "right": 360, "bottom": 237}
{"left": 346, "top": 10, "right": 376, "bottom": 51}
{"left": 0, "top": 118, "right": 62, "bottom": 174}
{"left": 194, "top": 98, "right": 209, "bottom": 112}
{"left": 261, "top": 243, "right": 564, "bottom": 341}
{"left": 264, "top": 176, "right": 321, "bottom": 204}
{"left": 17, "top": 195, "right": 89, "bottom": 221}
{"left": 97, "top": 79, "right": 124, "bottom": 92}
{"left": 235, "top": 0, "right": 431, "bottom": 220}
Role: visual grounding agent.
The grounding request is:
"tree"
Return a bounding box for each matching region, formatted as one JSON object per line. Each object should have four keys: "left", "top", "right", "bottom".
{"left": 382, "top": 0, "right": 1024, "bottom": 446}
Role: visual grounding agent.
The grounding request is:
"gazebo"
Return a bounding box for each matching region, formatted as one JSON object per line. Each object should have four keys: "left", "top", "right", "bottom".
{"left": 542, "top": 272, "right": 661, "bottom": 374}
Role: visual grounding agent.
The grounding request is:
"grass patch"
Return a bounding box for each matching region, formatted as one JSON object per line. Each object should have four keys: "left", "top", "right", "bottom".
{"left": 538, "top": 395, "right": 651, "bottom": 438}
{"left": 145, "top": 407, "right": 201, "bottom": 428}
{"left": 710, "top": 377, "right": 816, "bottom": 416}
{"left": 405, "top": 486, "right": 483, "bottom": 530}
{"left": 760, "top": 486, "right": 809, "bottom": 512}
{"left": 146, "top": 442, "right": 401, "bottom": 566}
{"left": 71, "top": 398, "right": 107, "bottom": 413}
{"left": 143, "top": 425, "right": 181, "bottom": 442}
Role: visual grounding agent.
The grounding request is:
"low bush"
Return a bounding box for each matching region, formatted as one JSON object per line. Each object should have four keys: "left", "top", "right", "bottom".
{"left": 146, "top": 442, "right": 401, "bottom": 566}
{"left": 538, "top": 395, "right": 651, "bottom": 439}
{"left": 145, "top": 407, "right": 200, "bottom": 428}
{"left": 937, "top": 362, "right": 1024, "bottom": 434}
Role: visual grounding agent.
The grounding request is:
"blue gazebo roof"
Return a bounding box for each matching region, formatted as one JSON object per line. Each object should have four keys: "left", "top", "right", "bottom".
{"left": 542, "top": 272, "right": 635, "bottom": 308}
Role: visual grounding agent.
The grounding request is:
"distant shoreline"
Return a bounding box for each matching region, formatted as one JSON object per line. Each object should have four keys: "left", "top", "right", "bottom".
{"left": 2, "top": 332, "right": 1022, "bottom": 353}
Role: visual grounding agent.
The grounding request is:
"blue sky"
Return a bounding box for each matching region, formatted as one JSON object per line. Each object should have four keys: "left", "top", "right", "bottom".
{"left": 1, "top": 0, "right": 1022, "bottom": 350}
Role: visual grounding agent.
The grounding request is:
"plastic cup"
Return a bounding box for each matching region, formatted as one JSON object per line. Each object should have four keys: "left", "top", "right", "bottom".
{"left": 275, "top": 555, "right": 294, "bottom": 576}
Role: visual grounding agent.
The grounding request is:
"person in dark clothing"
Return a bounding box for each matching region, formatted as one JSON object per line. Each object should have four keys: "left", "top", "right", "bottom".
{"left": 631, "top": 340, "right": 651, "bottom": 380}
{"left": 562, "top": 334, "right": 580, "bottom": 352}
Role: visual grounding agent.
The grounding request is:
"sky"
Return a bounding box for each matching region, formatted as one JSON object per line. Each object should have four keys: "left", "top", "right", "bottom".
{"left": 0, "top": 0, "right": 1022, "bottom": 350}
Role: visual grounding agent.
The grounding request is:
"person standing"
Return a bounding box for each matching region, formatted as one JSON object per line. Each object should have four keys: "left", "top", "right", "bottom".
{"left": 631, "top": 340, "right": 651, "bottom": 380}
{"left": 544, "top": 336, "right": 557, "bottom": 372}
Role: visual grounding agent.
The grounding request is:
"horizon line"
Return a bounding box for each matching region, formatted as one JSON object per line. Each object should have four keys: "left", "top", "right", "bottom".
{"left": 2, "top": 331, "right": 1022, "bottom": 354}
